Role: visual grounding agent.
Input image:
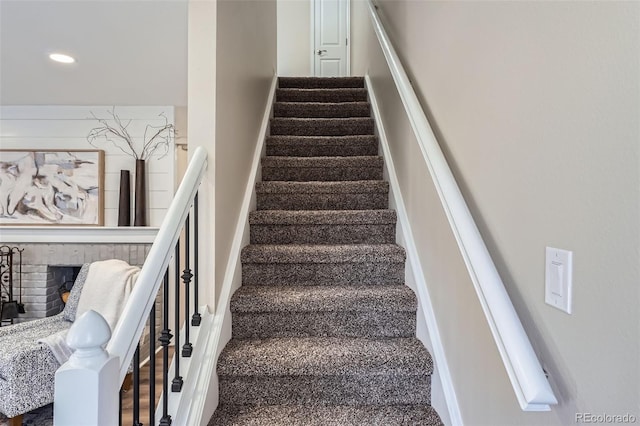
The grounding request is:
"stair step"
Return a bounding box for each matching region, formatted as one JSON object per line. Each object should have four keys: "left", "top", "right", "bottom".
{"left": 218, "top": 337, "right": 430, "bottom": 376}
{"left": 232, "top": 285, "right": 416, "bottom": 312}
{"left": 266, "top": 135, "right": 378, "bottom": 157}
{"left": 217, "top": 337, "right": 432, "bottom": 406}
{"left": 231, "top": 285, "right": 416, "bottom": 338}
{"left": 256, "top": 180, "right": 389, "bottom": 210}
{"left": 241, "top": 244, "right": 405, "bottom": 286}
{"left": 273, "top": 102, "right": 370, "bottom": 118}
{"left": 249, "top": 209, "right": 396, "bottom": 244}
{"left": 278, "top": 76, "right": 365, "bottom": 89}
{"left": 241, "top": 243, "right": 405, "bottom": 264}
{"left": 210, "top": 405, "right": 443, "bottom": 426}
{"left": 276, "top": 88, "right": 368, "bottom": 103}
{"left": 261, "top": 156, "right": 383, "bottom": 182}
{"left": 271, "top": 117, "right": 374, "bottom": 136}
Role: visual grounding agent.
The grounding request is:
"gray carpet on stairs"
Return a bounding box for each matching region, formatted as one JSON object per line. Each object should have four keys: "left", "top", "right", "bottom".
{"left": 274, "top": 102, "right": 370, "bottom": 118}
{"left": 270, "top": 117, "right": 375, "bottom": 136}
{"left": 276, "top": 88, "right": 368, "bottom": 103}
{"left": 249, "top": 209, "right": 396, "bottom": 244}
{"left": 211, "top": 405, "right": 441, "bottom": 426}
{"left": 256, "top": 181, "right": 389, "bottom": 211}
{"left": 266, "top": 135, "right": 379, "bottom": 157}
{"left": 261, "top": 156, "right": 383, "bottom": 182}
{"left": 210, "top": 76, "right": 442, "bottom": 425}
{"left": 278, "top": 76, "right": 365, "bottom": 88}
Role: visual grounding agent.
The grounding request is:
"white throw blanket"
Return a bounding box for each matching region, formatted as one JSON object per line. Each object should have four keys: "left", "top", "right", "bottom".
{"left": 39, "top": 259, "right": 140, "bottom": 364}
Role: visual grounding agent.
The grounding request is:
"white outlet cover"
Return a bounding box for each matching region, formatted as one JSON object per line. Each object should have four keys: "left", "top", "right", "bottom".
{"left": 545, "top": 247, "right": 573, "bottom": 314}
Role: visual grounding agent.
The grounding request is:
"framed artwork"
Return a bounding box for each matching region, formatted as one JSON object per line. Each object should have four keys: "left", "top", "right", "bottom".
{"left": 0, "top": 150, "right": 104, "bottom": 226}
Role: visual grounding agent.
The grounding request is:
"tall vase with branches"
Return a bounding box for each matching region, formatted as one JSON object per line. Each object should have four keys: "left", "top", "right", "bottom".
{"left": 87, "top": 107, "right": 174, "bottom": 226}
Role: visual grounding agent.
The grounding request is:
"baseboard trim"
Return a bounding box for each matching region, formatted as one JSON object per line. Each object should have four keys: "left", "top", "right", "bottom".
{"left": 365, "top": 75, "right": 463, "bottom": 426}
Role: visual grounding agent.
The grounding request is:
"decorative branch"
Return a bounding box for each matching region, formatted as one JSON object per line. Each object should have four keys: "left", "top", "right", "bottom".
{"left": 87, "top": 107, "right": 174, "bottom": 161}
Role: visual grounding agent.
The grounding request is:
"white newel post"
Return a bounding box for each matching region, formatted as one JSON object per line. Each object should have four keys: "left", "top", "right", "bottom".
{"left": 54, "top": 310, "right": 121, "bottom": 426}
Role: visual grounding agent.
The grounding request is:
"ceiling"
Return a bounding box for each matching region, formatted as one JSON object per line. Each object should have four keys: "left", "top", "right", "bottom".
{"left": 0, "top": 0, "right": 188, "bottom": 106}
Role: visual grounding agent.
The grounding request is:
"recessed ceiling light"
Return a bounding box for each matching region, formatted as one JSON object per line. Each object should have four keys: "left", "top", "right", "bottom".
{"left": 49, "top": 53, "right": 75, "bottom": 64}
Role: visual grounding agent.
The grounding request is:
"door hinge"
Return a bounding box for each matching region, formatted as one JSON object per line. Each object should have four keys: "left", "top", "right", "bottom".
{"left": 346, "top": 38, "right": 349, "bottom": 46}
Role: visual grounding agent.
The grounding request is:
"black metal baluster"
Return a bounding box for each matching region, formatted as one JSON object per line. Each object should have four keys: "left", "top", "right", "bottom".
{"left": 159, "top": 271, "right": 172, "bottom": 426}
{"left": 182, "top": 215, "right": 193, "bottom": 357}
{"left": 172, "top": 243, "right": 183, "bottom": 392}
{"left": 119, "top": 389, "right": 123, "bottom": 426}
{"left": 133, "top": 344, "right": 142, "bottom": 426}
{"left": 149, "top": 303, "right": 156, "bottom": 426}
{"left": 191, "top": 194, "right": 201, "bottom": 327}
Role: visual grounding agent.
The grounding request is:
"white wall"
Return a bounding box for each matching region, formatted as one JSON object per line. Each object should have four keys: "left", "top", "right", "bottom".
{"left": 187, "top": 0, "right": 277, "bottom": 422}
{"left": 215, "top": 0, "right": 277, "bottom": 301}
{"left": 354, "top": 1, "right": 639, "bottom": 425}
{"left": 277, "top": 0, "right": 312, "bottom": 76}
{"left": 0, "top": 106, "right": 176, "bottom": 226}
{"left": 187, "top": 0, "right": 216, "bottom": 316}
{"left": 187, "top": 2, "right": 218, "bottom": 421}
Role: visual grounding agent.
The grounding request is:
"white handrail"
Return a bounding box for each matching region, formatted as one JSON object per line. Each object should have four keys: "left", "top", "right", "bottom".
{"left": 366, "top": 0, "right": 557, "bottom": 411}
{"left": 107, "top": 146, "right": 208, "bottom": 381}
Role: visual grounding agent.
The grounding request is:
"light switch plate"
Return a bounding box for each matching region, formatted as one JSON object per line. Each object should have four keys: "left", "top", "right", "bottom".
{"left": 545, "top": 247, "right": 573, "bottom": 314}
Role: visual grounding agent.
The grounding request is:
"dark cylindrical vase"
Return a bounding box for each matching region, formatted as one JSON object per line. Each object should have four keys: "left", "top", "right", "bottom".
{"left": 134, "top": 159, "right": 147, "bottom": 226}
{"left": 118, "top": 170, "right": 131, "bottom": 226}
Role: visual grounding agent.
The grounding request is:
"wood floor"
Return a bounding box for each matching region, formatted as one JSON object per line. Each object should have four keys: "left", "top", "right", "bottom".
{"left": 121, "top": 347, "right": 174, "bottom": 426}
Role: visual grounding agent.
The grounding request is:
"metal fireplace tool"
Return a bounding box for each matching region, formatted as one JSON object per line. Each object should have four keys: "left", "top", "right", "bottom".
{"left": 0, "top": 246, "right": 25, "bottom": 326}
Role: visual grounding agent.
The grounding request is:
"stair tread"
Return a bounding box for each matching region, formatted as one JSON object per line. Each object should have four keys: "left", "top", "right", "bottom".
{"left": 271, "top": 117, "right": 373, "bottom": 123}
{"left": 266, "top": 136, "right": 379, "bottom": 157}
{"left": 278, "top": 76, "right": 365, "bottom": 88}
{"left": 274, "top": 102, "right": 370, "bottom": 118}
{"left": 256, "top": 180, "right": 388, "bottom": 194}
{"left": 270, "top": 117, "right": 374, "bottom": 137}
{"left": 210, "top": 404, "right": 442, "bottom": 426}
{"left": 277, "top": 88, "right": 367, "bottom": 93}
{"left": 274, "top": 101, "right": 369, "bottom": 106}
{"left": 217, "top": 337, "right": 433, "bottom": 377}
{"left": 276, "top": 88, "right": 368, "bottom": 103}
{"left": 249, "top": 209, "right": 396, "bottom": 225}
{"left": 262, "top": 156, "right": 382, "bottom": 168}
{"left": 267, "top": 135, "right": 377, "bottom": 145}
{"left": 231, "top": 285, "right": 416, "bottom": 313}
{"left": 241, "top": 244, "right": 405, "bottom": 263}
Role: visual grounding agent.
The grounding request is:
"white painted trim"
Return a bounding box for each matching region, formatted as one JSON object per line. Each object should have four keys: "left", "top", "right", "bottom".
{"left": 0, "top": 226, "right": 158, "bottom": 244}
{"left": 366, "top": 0, "right": 557, "bottom": 411}
{"left": 366, "top": 76, "right": 462, "bottom": 426}
{"left": 188, "top": 75, "right": 278, "bottom": 426}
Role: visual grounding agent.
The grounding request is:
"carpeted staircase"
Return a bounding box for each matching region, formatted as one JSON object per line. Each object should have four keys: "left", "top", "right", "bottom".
{"left": 210, "top": 77, "right": 442, "bottom": 425}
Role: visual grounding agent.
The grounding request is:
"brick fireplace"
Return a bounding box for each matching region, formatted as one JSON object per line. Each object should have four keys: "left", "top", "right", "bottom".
{"left": 15, "top": 243, "right": 152, "bottom": 323}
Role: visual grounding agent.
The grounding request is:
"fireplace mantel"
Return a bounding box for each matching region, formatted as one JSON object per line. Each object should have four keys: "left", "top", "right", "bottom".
{"left": 0, "top": 227, "right": 158, "bottom": 244}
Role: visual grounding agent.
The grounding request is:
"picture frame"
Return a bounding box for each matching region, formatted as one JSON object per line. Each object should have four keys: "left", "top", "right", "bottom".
{"left": 0, "top": 149, "right": 105, "bottom": 226}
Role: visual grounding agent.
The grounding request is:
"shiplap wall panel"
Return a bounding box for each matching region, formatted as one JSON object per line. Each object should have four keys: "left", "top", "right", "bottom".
{"left": 0, "top": 106, "right": 175, "bottom": 226}
{"left": 1, "top": 120, "right": 172, "bottom": 139}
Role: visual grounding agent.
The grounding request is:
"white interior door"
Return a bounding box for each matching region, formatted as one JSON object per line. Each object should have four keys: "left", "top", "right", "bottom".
{"left": 313, "top": 0, "right": 349, "bottom": 77}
